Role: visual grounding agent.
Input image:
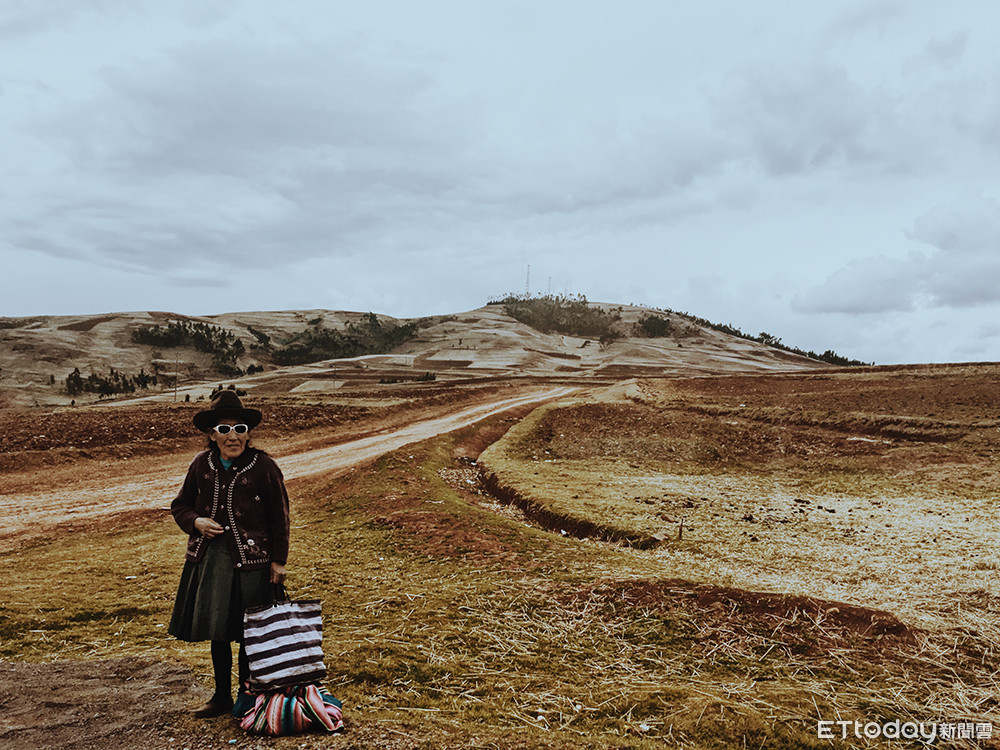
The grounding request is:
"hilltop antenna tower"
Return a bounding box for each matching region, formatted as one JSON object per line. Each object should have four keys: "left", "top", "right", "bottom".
{"left": 525, "top": 264, "right": 530, "bottom": 296}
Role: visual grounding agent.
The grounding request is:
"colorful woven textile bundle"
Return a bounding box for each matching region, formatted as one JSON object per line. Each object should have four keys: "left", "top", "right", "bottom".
{"left": 235, "top": 683, "right": 344, "bottom": 736}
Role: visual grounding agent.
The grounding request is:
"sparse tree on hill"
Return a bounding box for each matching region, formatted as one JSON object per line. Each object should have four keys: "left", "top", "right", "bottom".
{"left": 66, "top": 368, "right": 84, "bottom": 396}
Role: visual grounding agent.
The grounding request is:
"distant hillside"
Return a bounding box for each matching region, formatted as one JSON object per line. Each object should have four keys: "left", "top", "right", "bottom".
{"left": 490, "top": 293, "right": 871, "bottom": 368}
{"left": 0, "top": 303, "right": 831, "bottom": 408}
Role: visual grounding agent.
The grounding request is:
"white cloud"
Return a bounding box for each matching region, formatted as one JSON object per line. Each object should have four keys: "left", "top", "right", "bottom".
{"left": 825, "top": 1, "right": 906, "bottom": 41}
{"left": 719, "top": 65, "right": 897, "bottom": 177}
{"left": 6, "top": 33, "right": 472, "bottom": 271}
{"left": 909, "top": 199, "right": 1000, "bottom": 307}
{"left": 0, "top": 0, "right": 95, "bottom": 38}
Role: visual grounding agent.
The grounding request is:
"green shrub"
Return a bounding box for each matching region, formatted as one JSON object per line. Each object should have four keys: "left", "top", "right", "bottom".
{"left": 273, "top": 313, "right": 418, "bottom": 365}
{"left": 635, "top": 314, "right": 673, "bottom": 338}
{"left": 131, "top": 320, "right": 246, "bottom": 374}
{"left": 246, "top": 326, "right": 272, "bottom": 350}
{"left": 491, "top": 293, "right": 623, "bottom": 342}
{"left": 65, "top": 367, "right": 156, "bottom": 397}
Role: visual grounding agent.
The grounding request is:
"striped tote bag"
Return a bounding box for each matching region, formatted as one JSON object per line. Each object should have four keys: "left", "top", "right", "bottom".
{"left": 243, "top": 598, "right": 327, "bottom": 689}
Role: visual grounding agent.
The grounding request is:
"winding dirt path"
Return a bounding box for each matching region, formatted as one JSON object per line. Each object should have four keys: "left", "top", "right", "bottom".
{"left": 278, "top": 386, "right": 575, "bottom": 478}
{"left": 0, "top": 386, "right": 576, "bottom": 552}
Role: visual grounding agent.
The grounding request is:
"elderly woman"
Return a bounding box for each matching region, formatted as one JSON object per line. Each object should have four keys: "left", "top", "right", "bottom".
{"left": 168, "top": 390, "right": 290, "bottom": 718}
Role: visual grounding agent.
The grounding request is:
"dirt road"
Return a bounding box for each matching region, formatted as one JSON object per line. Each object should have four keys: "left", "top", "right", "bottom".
{"left": 278, "top": 386, "right": 576, "bottom": 478}
{"left": 0, "top": 386, "right": 576, "bottom": 552}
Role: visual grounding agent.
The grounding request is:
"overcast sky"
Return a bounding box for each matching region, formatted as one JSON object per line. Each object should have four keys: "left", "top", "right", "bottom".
{"left": 3, "top": 1, "right": 1000, "bottom": 364}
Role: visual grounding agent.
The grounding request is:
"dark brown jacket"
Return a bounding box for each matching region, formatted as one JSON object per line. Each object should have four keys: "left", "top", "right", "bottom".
{"left": 171, "top": 448, "right": 290, "bottom": 570}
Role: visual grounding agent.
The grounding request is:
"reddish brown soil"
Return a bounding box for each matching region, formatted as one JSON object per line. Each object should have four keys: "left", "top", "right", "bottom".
{"left": 0, "top": 658, "right": 199, "bottom": 750}
{"left": 569, "top": 579, "right": 917, "bottom": 657}
{"left": 0, "top": 383, "right": 493, "bottom": 456}
{"left": 360, "top": 411, "right": 549, "bottom": 568}
{"left": 519, "top": 368, "right": 1000, "bottom": 483}
{"left": 671, "top": 365, "right": 1000, "bottom": 423}
{"left": 56, "top": 316, "right": 117, "bottom": 332}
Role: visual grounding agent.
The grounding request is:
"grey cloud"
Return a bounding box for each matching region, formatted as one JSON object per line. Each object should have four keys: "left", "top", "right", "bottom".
{"left": 95, "top": 39, "right": 445, "bottom": 178}
{"left": 920, "top": 32, "right": 968, "bottom": 66}
{"left": 927, "top": 263, "right": 1000, "bottom": 307}
{"left": 792, "top": 256, "right": 920, "bottom": 314}
{"left": 825, "top": 2, "right": 905, "bottom": 41}
{"left": 165, "top": 275, "right": 230, "bottom": 289}
{"left": 907, "top": 197, "right": 1000, "bottom": 255}
{"left": 976, "top": 322, "right": 1000, "bottom": 339}
{"left": 718, "top": 64, "right": 923, "bottom": 178}
{"left": 797, "top": 197, "right": 1000, "bottom": 314}
{"left": 19, "top": 8, "right": 918, "bottom": 283}
{"left": 14, "top": 35, "right": 473, "bottom": 271}
{"left": 0, "top": 0, "right": 96, "bottom": 39}
{"left": 908, "top": 198, "right": 1000, "bottom": 307}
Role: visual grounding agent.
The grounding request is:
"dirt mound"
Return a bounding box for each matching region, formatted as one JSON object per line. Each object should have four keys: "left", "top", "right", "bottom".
{"left": 573, "top": 579, "right": 917, "bottom": 655}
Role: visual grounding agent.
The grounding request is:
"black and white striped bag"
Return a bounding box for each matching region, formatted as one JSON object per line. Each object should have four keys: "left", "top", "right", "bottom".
{"left": 243, "top": 597, "right": 327, "bottom": 689}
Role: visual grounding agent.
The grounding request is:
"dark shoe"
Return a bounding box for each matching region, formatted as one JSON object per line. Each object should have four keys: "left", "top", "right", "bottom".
{"left": 233, "top": 687, "right": 255, "bottom": 718}
{"left": 192, "top": 698, "right": 234, "bottom": 718}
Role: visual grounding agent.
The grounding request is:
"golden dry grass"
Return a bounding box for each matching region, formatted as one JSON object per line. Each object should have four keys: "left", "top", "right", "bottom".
{"left": 474, "top": 366, "right": 1000, "bottom": 746}
{"left": 4, "top": 366, "right": 1000, "bottom": 748}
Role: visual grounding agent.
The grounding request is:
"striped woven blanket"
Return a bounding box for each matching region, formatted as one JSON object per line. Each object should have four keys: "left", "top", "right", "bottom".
{"left": 235, "top": 683, "right": 344, "bottom": 735}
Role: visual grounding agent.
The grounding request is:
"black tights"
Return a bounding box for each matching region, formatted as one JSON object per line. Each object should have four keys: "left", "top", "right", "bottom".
{"left": 210, "top": 640, "right": 249, "bottom": 703}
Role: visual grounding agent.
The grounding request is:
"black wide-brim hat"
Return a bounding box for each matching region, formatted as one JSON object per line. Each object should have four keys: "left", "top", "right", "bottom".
{"left": 193, "top": 390, "right": 263, "bottom": 432}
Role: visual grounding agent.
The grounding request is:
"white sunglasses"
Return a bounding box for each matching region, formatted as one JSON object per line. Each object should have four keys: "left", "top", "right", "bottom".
{"left": 213, "top": 423, "right": 249, "bottom": 435}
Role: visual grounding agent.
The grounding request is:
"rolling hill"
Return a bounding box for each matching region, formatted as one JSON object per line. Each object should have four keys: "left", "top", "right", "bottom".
{"left": 0, "top": 302, "right": 828, "bottom": 408}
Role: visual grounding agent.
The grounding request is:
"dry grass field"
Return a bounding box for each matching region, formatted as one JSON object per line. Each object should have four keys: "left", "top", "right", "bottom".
{"left": 478, "top": 365, "right": 1000, "bottom": 746}
{"left": 2, "top": 364, "right": 1000, "bottom": 748}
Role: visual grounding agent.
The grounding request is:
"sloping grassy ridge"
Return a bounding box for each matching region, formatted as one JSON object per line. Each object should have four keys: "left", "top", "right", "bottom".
{"left": 477, "top": 402, "right": 665, "bottom": 548}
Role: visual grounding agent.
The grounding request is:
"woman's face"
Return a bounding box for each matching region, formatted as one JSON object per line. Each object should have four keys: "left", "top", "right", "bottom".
{"left": 210, "top": 418, "right": 250, "bottom": 461}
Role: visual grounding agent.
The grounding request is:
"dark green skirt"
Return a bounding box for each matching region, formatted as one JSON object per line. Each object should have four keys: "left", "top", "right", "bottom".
{"left": 168, "top": 539, "right": 273, "bottom": 643}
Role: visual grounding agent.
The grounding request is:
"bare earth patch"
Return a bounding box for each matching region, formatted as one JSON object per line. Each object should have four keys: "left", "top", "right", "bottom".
{"left": 0, "top": 658, "right": 198, "bottom": 750}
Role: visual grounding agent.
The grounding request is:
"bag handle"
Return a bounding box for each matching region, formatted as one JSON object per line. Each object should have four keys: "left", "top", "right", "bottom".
{"left": 271, "top": 583, "right": 288, "bottom": 603}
